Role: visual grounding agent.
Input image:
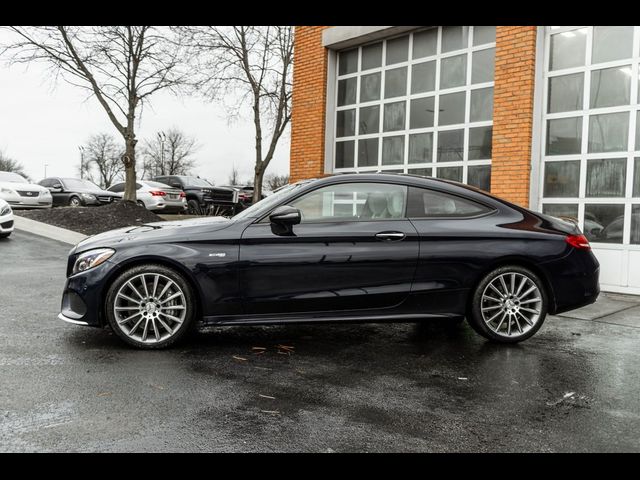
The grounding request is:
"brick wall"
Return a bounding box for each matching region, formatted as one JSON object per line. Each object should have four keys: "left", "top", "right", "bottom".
{"left": 290, "top": 26, "right": 331, "bottom": 182}
{"left": 491, "top": 26, "right": 538, "bottom": 207}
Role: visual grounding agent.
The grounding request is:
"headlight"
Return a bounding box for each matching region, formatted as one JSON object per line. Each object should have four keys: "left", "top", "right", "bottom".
{"left": 0, "top": 187, "right": 15, "bottom": 195}
{"left": 81, "top": 193, "right": 96, "bottom": 201}
{"left": 41, "top": 190, "right": 51, "bottom": 196}
{"left": 72, "top": 248, "right": 115, "bottom": 275}
{"left": 0, "top": 204, "right": 11, "bottom": 216}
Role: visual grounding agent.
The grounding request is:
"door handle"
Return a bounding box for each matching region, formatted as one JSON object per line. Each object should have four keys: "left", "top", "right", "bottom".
{"left": 375, "top": 231, "right": 406, "bottom": 241}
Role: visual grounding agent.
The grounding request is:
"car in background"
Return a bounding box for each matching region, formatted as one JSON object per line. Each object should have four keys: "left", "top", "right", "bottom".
{"left": 219, "top": 185, "right": 265, "bottom": 209}
{"left": 152, "top": 175, "right": 238, "bottom": 215}
{"left": 0, "top": 171, "right": 52, "bottom": 209}
{"left": 0, "top": 198, "right": 14, "bottom": 238}
{"left": 107, "top": 180, "right": 187, "bottom": 213}
{"left": 39, "top": 177, "right": 120, "bottom": 207}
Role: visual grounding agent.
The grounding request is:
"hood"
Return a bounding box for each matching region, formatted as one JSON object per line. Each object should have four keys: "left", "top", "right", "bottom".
{"left": 71, "top": 215, "right": 233, "bottom": 254}
{"left": 0, "top": 181, "right": 47, "bottom": 192}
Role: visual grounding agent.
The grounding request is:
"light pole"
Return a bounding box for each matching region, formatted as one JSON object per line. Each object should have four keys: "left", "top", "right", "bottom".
{"left": 78, "top": 146, "right": 85, "bottom": 179}
{"left": 157, "top": 131, "right": 166, "bottom": 177}
{"left": 44, "top": 163, "right": 49, "bottom": 178}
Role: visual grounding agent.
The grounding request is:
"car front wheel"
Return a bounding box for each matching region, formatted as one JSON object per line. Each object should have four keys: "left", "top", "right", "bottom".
{"left": 105, "top": 264, "right": 196, "bottom": 349}
{"left": 69, "top": 196, "right": 81, "bottom": 207}
{"left": 467, "top": 265, "right": 548, "bottom": 343}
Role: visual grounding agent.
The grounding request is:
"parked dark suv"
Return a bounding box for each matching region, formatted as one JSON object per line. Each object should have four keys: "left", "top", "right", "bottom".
{"left": 152, "top": 176, "right": 238, "bottom": 215}
{"left": 39, "top": 177, "right": 120, "bottom": 207}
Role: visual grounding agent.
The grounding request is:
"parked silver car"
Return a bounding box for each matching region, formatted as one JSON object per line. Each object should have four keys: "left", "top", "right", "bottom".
{"left": 107, "top": 180, "right": 187, "bottom": 213}
{"left": 0, "top": 171, "right": 52, "bottom": 209}
{"left": 0, "top": 198, "right": 14, "bottom": 238}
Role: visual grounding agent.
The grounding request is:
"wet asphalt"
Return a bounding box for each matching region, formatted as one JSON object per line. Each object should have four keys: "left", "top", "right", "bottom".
{"left": 1, "top": 230, "right": 639, "bottom": 452}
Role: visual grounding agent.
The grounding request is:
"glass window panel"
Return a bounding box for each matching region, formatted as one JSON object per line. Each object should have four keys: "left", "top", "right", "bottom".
{"left": 471, "top": 48, "right": 494, "bottom": 84}
{"left": 411, "top": 61, "right": 436, "bottom": 94}
{"left": 384, "top": 67, "right": 407, "bottom": 98}
{"left": 413, "top": 29, "right": 438, "bottom": 59}
{"left": 544, "top": 160, "right": 580, "bottom": 197}
{"left": 438, "top": 92, "right": 466, "bottom": 126}
{"left": 383, "top": 101, "right": 406, "bottom": 132}
{"left": 546, "top": 117, "right": 582, "bottom": 155}
{"left": 360, "top": 72, "right": 381, "bottom": 102}
{"left": 361, "top": 42, "right": 382, "bottom": 70}
{"left": 634, "top": 158, "right": 640, "bottom": 197}
{"left": 590, "top": 66, "right": 631, "bottom": 109}
{"left": 542, "top": 204, "right": 579, "bottom": 222}
{"left": 473, "top": 26, "right": 496, "bottom": 46}
{"left": 386, "top": 35, "right": 409, "bottom": 65}
{"left": 442, "top": 26, "right": 470, "bottom": 53}
{"left": 440, "top": 54, "right": 467, "bottom": 89}
{"left": 586, "top": 158, "right": 627, "bottom": 197}
{"left": 336, "top": 109, "right": 356, "bottom": 138}
{"left": 359, "top": 106, "right": 380, "bottom": 135}
{"left": 468, "top": 126, "right": 492, "bottom": 160}
{"left": 409, "top": 133, "right": 433, "bottom": 164}
{"left": 631, "top": 205, "right": 640, "bottom": 244}
{"left": 470, "top": 87, "right": 493, "bottom": 122}
{"left": 339, "top": 49, "right": 358, "bottom": 75}
{"left": 337, "top": 78, "right": 357, "bottom": 106}
{"left": 382, "top": 136, "right": 405, "bottom": 165}
{"left": 408, "top": 168, "right": 432, "bottom": 177}
{"left": 437, "top": 129, "right": 464, "bottom": 162}
{"left": 592, "top": 26, "right": 634, "bottom": 64}
{"left": 550, "top": 28, "right": 587, "bottom": 71}
{"left": 410, "top": 97, "right": 435, "bottom": 129}
{"left": 637, "top": 111, "right": 640, "bottom": 151}
{"left": 335, "top": 141, "right": 355, "bottom": 169}
{"left": 584, "top": 204, "right": 625, "bottom": 244}
{"left": 548, "top": 73, "right": 584, "bottom": 113}
{"left": 437, "top": 166, "right": 463, "bottom": 182}
{"left": 588, "top": 112, "right": 629, "bottom": 153}
{"left": 358, "top": 138, "right": 379, "bottom": 167}
{"left": 467, "top": 165, "right": 491, "bottom": 191}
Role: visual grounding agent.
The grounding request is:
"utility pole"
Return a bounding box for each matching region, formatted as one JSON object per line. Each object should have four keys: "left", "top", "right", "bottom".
{"left": 44, "top": 163, "right": 48, "bottom": 178}
{"left": 78, "top": 146, "right": 85, "bottom": 179}
{"left": 157, "top": 131, "right": 166, "bottom": 177}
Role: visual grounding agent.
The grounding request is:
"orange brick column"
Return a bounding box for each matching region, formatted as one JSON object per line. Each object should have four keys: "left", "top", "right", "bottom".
{"left": 290, "top": 26, "right": 331, "bottom": 182}
{"left": 491, "top": 26, "right": 538, "bottom": 207}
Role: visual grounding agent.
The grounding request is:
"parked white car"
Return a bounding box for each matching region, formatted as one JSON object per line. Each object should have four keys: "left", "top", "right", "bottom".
{"left": 107, "top": 180, "right": 187, "bottom": 213}
{"left": 0, "top": 198, "right": 14, "bottom": 238}
{"left": 0, "top": 171, "right": 52, "bottom": 209}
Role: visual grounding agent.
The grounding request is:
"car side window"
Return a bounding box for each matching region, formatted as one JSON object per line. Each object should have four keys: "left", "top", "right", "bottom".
{"left": 287, "top": 183, "right": 407, "bottom": 223}
{"left": 39, "top": 179, "right": 52, "bottom": 187}
{"left": 407, "top": 187, "right": 491, "bottom": 218}
{"left": 109, "top": 183, "right": 125, "bottom": 193}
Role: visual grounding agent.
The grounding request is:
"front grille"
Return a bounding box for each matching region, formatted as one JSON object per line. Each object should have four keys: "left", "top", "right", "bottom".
{"left": 17, "top": 190, "right": 39, "bottom": 197}
{"left": 97, "top": 196, "right": 113, "bottom": 203}
{"left": 208, "top": 189, "right": 236, "bottom": 203}
{"left": 1, "top": 220, "right": 14, "bottom": 229}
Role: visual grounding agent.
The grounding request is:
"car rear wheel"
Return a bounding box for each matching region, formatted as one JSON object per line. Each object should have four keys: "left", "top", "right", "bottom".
{"left": 69, "top": 196, "right": 81, "bottom": 207}
{"left": 467, "top": 265, "right": 548, "bottom": 343}
{"left": 137, "top": 200, "right": 146, "bottom": 209}
{"left": 105, "top": 264, "right": 196, "bottom": 349}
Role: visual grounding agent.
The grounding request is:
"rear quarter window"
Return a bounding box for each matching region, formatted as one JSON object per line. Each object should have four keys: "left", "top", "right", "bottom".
{"left": 407, "top": 186, "right": 492, "bottom": 218}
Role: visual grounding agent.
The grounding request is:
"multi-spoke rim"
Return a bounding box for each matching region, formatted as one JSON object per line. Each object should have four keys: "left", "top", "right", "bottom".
{"left": 480, "top": 272, "right": 543, "bottom": 338}
{"left": 113, "top": 273, "right": 187, "bottom": 344}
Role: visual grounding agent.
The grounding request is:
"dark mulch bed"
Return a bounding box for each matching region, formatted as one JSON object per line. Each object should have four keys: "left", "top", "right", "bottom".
{"left": 16, "top": 201, "right": 164, "bottom": 236}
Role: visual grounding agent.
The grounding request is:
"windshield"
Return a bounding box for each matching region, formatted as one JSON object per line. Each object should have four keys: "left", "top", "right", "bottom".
{"left": 0, "top": 172, "right": 28, "bottom": 183}
{"left": 181, "top": 176, "right": 212, "bottom": 187}
{"left": 62, "top": 178, "right": 102, "bottom": 190}
{"left": 233, "top": 182, "right": 303, "bottom": 221}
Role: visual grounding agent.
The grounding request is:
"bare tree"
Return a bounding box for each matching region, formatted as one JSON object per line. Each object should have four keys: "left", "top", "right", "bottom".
{"left": 81, "top": 133, "right": 124, "bottom": 189}
{"left": 141, "top": 128, "right": 198, "bottom": 177}
{"left": 179, "top": 26, "right": 294, "bottom": 204}
{"left": 0, "top": 150, "right": 29, "bottom": 179}
{"left": 227, "top": 165, "right": 240, "bottom": 185}
{"left": 265, "top": 173, "right": 289, "bottom": 191}
{"left": 1, "top": 26, "right": 189, "bottom": 201}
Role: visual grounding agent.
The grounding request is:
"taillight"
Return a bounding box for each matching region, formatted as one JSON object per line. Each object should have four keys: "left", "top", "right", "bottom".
{"left": 566, "top": 234, "right": 591, "bottom": 250}
{"left": 150, "top": 191, "right": 166, "bottom": 197}
{"left": 179, "top": 192, "right": 186, "bottom": 198}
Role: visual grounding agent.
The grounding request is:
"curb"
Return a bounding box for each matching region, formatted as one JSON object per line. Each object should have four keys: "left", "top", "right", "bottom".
{"left": 13, "top": 216, "right": 88, "bottom": 246}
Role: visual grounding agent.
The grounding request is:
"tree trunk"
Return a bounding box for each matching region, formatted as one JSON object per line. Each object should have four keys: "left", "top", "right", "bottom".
{"left": 252, "top": 163, "right": 264, "bottom": 205}
{"left": 122, "top": 137, "right": 137, "bottom": 202}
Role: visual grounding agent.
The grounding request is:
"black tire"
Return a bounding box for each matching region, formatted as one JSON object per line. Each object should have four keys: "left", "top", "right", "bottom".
{"left": 105, "top": 264, "right": 197, "bottom": 349}
{"left": 137, "top": 200, "right": 146, "bottom": 209}
{"left": 68, "top": 196, "right": 81, "bottom": 207}
{"left": 467, "top": 265, "right": 548, "bottom": 344}
{"left": 187, "top": 199, "right": 200, "bottom": 215}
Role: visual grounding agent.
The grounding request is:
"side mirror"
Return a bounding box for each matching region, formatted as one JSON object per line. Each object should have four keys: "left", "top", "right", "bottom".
{"left": 269, "top": 205, "right": 301, "bottom": 236}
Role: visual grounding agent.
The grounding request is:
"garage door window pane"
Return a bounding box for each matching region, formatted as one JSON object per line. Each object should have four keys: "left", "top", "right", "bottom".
{"left": 586, "top": 158, "right": 627, "bottom": 197}
{"left": 634, "top": 158, "right": 640, "bottom": 197}
{"left": 636, "top": 111, "right": 640, "bottom": 151}
{"left": 336, "top": 109, "right": 356, "bottom": 138}
{"left": 410, "top": 97, "right": 435, "bottom": 129}
{"left": 361, "top": 43, "right": 382, "bottom": 71}
{"left": 358, "top": 138, "right": 379, "bottom": 167}
{"left": 438, "top": 92, "right": 466, "bottom": 126}
{"left": 339, "top": 49, "right": 358, "bottom": 75}
{"left": 585, "top": 204, "right": 625, "bottom": 243}
{"left": 408, "top": 167, "right": 432, "bottom": 177}
{"left": 338, "top": 78, "right": 357, "bottom": 106}
{"left": 386, "top": 36, "right": 409, "bottom": 65}
{"left": 360, "top": 72, "right": 381, "bottom": 102}
{"left": 592, "top": 26, "right": 634, "bottom": 64}
{"left": 383, "top": 101, "right": 406, "bottom": 132}
{"left": 382, "top": 136, "right": 404, "bottom": 165}
{"left": 470, "top": 87, "right": 493, "bottom": 122}
{"left": 413, "top": 29, "right": 437, "bottom": 59}
{"left": 440, "top": 54, "right": 467, "bottom": 89}
{"left": 548, "top": 73, "right": 584, "bottom": 113}
{"left": 472, "top": 48, "right": 494, "bottom": 84}
{"left": 359, "top": 106, "right": 380, "bottom": 135}
{"left": 409, "top": 132, "right": 433, "bottom": 164}
{"left": 442, "top": 26, "right": 469, "bottom": 53}
{"left": 632, "top": 205, "right": 640, "bottom": 244}
{"left": 437, "top": 166, "right": 463, "bottom": 181}
{"left": 543, "top": 204, "right": 579, "bottom": 221}
{"left": 546, "top": 117, "right": 582, "bottom": 155}
{"left": 335, "top": 141, "right": 355, "bottom": 169}
{"left": 468, "top": 126, "right": 492, "bottom": 160}
{"left": 550, "top": 29, "right": 587, "bottom": 71}
{"left": 473, "top": 26, "right": 495, "bottom": 46}
{"left": 437, "top": 129, "right": 464, "bottom": 162}
{"left": 384, "top": 67, "right": 407, "bottom": 98}
{"left": 544, "top": 160, "right": 580, "bottom": 197}
{"left": 588, "top": 112, "right": 629, "bottom": 153}
{"left": 467, "top": 165, "right": 491, "bottom": 191}
{"left": 590, "top": 66, "right": 631, "bottom": 109}
{"left": 411, "top": 61, "right": 436, "bottom": 94}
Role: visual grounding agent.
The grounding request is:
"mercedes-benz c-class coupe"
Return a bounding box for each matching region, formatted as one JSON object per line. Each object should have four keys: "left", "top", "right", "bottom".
{"left": 0, "top": 198, "right": 14, "bottom": 238}
{"left": 58, "top": 174, "right": 599, "bottom": 349}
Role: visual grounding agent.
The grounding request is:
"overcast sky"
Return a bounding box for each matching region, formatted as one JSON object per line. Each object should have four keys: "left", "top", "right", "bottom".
{"left": 0, "top": 30, "right": 290, "bottom": 186}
